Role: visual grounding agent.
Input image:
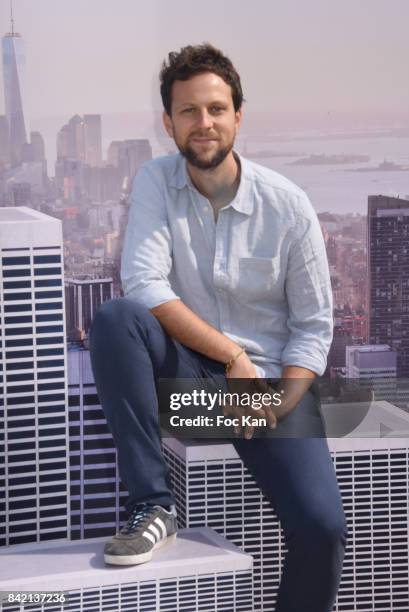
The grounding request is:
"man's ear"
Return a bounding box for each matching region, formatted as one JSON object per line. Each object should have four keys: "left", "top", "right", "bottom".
{"left": 163, "top": 111, "right": 174, "bottom": 138}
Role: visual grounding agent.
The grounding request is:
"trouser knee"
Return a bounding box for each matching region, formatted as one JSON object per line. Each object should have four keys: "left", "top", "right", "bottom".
{"left": 302, "top": 516, "right": 348, "bottom": 551}
{"left": 90, "top": 297, "right": 151, "bottom": 339}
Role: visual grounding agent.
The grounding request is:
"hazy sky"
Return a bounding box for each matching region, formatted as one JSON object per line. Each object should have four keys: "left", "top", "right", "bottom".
{"left": 1, "top": 0, "right": 409, "bottom": 122}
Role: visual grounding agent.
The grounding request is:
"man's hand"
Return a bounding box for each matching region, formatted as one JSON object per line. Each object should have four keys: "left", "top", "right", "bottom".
{"left": 224, "top": 356, "right": 278, "bottom": 439}
{"left": 223, "top": 364, "right": 317, "bottom": 440}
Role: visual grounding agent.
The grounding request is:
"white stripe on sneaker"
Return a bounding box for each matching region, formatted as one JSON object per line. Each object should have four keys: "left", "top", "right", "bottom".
{"left": 154, "top": 517, "right": 167, "bottom": 538}
{"left": 142, "top": 531, "right": 156, "bottom": 545}
{"left": 148, "top": 524, "right": 161, "bottom": 541}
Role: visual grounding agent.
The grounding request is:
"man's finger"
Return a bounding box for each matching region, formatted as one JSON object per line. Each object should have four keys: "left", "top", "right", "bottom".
{"left": 232, "top": 404, "right": 243, "bottom": 434}
{"left": 244, "top": 423, "right": 255, "bottom": 440}
{"left": 263, "top": 405, "right": 277, "bottom": 429}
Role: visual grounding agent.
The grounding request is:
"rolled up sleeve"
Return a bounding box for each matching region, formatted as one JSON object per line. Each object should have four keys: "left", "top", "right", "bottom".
{"left": 120, "top": 164, "right": 180, "bottom": 309}
{"left": 281, "top": 195, "right": 333, "bottom": 375}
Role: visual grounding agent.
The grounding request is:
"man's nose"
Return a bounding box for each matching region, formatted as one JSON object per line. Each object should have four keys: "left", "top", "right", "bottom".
{"left": 195, "top": 109, "right": 213, "bottom": 129}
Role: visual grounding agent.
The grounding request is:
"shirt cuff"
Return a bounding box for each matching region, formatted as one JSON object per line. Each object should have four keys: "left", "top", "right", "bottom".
{"left": 123, "top": 284, "right": 180, "bottom": 310}
{"left": 281, "top": 352, "right": 327, "bottom": 377}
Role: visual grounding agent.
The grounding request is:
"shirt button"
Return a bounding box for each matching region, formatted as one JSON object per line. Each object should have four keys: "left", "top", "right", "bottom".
{"left": 203, "top": 206, "right": 209, "bottom": 212}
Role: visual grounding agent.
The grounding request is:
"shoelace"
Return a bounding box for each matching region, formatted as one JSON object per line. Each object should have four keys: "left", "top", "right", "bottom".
{"left": 121, "top": 503, "right": 155, "bottom": 535}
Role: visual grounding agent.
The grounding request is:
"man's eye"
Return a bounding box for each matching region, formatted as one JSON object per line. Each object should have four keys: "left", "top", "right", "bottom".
{"left": 183, "top": 108, "right": 194, "bottom": 113}
{"left": 211, "top": 106, "right": 223, "bottom": 113}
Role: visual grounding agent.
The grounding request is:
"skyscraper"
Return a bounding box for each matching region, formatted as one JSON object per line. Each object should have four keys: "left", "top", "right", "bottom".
{"left": 163, "top": 419, "right": 409, "bottom": 612}
{"left": 67, "top": 344, "right": 127, "bottom": 541}
{"left": 327, "top": 325, "right": 353, "bottom": 371}
{"left": 56, "top": 115, "right": 85, "bottom": 162}
{"left": 56, "top": 114, "right": 102, "bottom": 168}
{"left": 83, "top": 114, "right": 102, "bottom": 167}
{"left": 0, "top": 115, "right": 10, "bottom": 167}
{"left": 28, "top": 131, "right": 46, "bottom": 163}
{"left": 65, "top": 275, "right": 113, "bottom": 340}
{"left": 1, "top": 5, "right": 30, "bottom": 167}
{"left": 0, "top": 207, "right": 69, "bottom": 547}
{"left": 117, "top": 139, "right": 152, "bottom": 185}
{"left": 367, "top": 195, "right": 409, "bottom": 377}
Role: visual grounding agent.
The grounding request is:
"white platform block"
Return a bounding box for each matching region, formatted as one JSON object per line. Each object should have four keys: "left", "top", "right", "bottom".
{"left": 0, "top": 527, "right": 253, "bottom": 611}
{"left": 163, "top": 400, "right": 409, "bottom": 612}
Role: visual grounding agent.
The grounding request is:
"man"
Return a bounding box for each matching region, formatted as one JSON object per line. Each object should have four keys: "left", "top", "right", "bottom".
{"left": 90, "top": 44, "right": 347, "bottom": 611}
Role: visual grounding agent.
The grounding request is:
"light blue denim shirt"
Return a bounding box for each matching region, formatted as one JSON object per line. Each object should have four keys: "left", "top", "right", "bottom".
{"left": 121, "top": 151, "right": 333, "bottom": 377}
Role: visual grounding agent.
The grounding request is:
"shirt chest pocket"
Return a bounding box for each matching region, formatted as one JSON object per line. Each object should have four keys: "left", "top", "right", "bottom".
{"left": 238, "top": 257, "right": 281, "bottom": 301}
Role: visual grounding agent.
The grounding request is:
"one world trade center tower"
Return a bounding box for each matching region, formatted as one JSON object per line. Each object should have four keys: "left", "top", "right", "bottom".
{"left": 2, "top": 1, "right": 30, "bottom": 166}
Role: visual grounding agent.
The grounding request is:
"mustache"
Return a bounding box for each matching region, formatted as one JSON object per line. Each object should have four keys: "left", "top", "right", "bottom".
{"left": 189, "top": 133, "right": 219, "bottom": 139}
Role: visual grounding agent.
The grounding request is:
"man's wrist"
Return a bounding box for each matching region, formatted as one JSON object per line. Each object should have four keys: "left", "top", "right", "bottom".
{"left": 225, "top": 347, "right": 246, "bottom": 374}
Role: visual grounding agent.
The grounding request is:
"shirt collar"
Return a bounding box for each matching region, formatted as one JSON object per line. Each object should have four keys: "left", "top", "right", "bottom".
{"left": 169, "top": 150, "right": 254, "bottom": 216}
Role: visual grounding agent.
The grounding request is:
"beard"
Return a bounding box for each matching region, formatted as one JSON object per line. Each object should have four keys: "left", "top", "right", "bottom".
{"left": 176, "top": 137, "right": 234, "bottom": 170}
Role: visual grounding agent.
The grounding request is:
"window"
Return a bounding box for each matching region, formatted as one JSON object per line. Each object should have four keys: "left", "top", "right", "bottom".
{"left": 35, "top": 314, "right": 63, "bottom": 322}
{"left": 2, "top": 256, "right": 30, "bottom": 265}
{"left": 4, "top": 304, "right": 31, "bottom": 313}
{"left": 3, "top": 269, "right": 30, "bottom": 277}
{"left": 4, "top": 292, "right": 31, "bottom": 301}
{"left": 36, "top": 301, "right": 61, "bottom": 310}
{"left": 34, "top": 255, "right": 61, "bottom": 264}
{"left": 35, "top": 279, "right": 62, "bottom": 288}
{"left": 3, "top": 281, "right": 31, "bottom": 289}
{"left": 35, "top": 267, "right": 62, "bottom": 276}
{"left": 35, "top": 291, "right": 62, "bottom": 299}
{"left": 36, "top": 348, "right": 64, "bottom": 356}
{"left": 36, "top": 325, "right": 64, "bottom": 334}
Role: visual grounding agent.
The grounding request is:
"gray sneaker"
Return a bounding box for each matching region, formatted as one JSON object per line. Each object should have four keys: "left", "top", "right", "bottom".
{"left": 104, "top": 503, "right": 178, "bottom": 566}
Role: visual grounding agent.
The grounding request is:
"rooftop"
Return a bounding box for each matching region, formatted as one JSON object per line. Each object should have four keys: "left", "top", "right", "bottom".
{"left": 0, "top": 528, "right": 252, "bottom": 592}
{"left": 0, "top": 207, "right": 57, "bottom": 223}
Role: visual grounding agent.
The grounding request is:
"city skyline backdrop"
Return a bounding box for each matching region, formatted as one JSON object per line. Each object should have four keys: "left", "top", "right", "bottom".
{"left": 1, "top": 0, "right": 409, "bottom": 215}
{"left": 0, "top": 0, "right": 408, "bottom": 122}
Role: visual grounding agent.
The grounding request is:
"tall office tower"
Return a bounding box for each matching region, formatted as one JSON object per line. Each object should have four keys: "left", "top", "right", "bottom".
{"left": 0, "top": 207, "right": 69, "bottom": 547}
{"left": 83, "top": 114, "right": 102, "bottom": 167}
{"left": 327, "top": 325, "right": 353, "bottom": 371}
{"left": 368, "top": 195, "right": 409, "bottom": 377}
{"left": 105, "top": 139, "right": 152, "bottom": 201}
{"left": 57, "top": 115, "right": 102, "bottom": 168}
{"left": 2, "top": 8, "right": 30, "bottom": 167}
{"left": 29, "top": 131, "right": 46, "bottom": 162}
{"left": 82, "top": 165, "right": 120, "bottom": 202}
{"left": 0, "top": 115, "right": 10, "bottom": 166}
{"left": 56, "top": 115, "right": 84, "bottom": 162}
{"left": 107, "top": 140, "right": 121, "bottom": 167}
{"left": 163, "top": 403, "right": 409, "bottom": 612}
{"left": 117, "top": 139, "right": 152, "bottom": 184}
{"left": 67, "top": 345, "right": 127, "bottom": 540}
{"left": 65, "top": 276, "right": 113, "bottom": 340}
{"left": 56, "top": 123, "right": 71, "bottom": 160}
{"left": 54, "top": 158, "right": 83, "bottom": 200}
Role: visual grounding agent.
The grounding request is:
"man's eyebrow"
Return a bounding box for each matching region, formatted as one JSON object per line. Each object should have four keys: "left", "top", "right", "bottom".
{"left": 175, "top": 100, "right": 229, "bottom": 109}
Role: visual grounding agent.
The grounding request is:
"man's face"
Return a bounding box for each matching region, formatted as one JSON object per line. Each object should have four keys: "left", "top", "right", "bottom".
{"left": 163, "top": 72, "right": 242, "bottom": 170}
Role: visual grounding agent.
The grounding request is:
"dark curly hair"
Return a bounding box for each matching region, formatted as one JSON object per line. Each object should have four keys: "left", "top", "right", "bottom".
{"left": 160, "top": 43, "right": 244, "bottom": 116}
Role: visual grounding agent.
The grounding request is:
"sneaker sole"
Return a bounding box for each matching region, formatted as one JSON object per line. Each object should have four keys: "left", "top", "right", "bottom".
{"left": 104, "top": 532, "right": 177, "bottom": 566}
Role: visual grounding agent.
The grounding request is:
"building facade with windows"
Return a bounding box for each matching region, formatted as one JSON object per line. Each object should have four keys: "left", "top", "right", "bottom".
{"left": 368, "top": 195, "right": 409, "bottom": 378}
{"left": 0, "top": 207, "right": 69, "bottom": 546}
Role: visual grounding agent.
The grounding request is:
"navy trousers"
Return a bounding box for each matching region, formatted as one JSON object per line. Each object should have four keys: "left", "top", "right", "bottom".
{"left": 89, "top": 297, "right": 348, "bottom": 612}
